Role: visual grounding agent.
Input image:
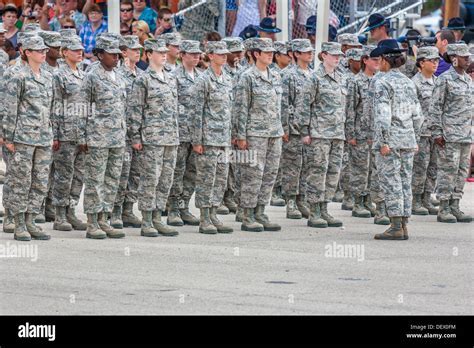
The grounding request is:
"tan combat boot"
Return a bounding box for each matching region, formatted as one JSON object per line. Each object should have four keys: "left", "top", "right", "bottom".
{"left": 223, "top": 191, "right": 238, "bottom": 213}
{"left": 14, "top": 212, "right": 31, "bottom": 241}
{"left": 98, "top": 212, "right": 125, "bottom": 238}
{"left": 412, "top": 194, "right": 429, "bottom": 215}
{"left": 122, "top": 202, "right": 141, "bottom": 228}
{"left": 286, "top": 196, "right": 302, "bottom": 219}
{"left": 167, "top": 197, "right": 184, "bottom": 226}
{"left": 296, "top": 194, "right": 310, "bottom": 219}
{"left": 53, "top": 206, "right": 73, "bottom": 231}
{"left": 241, "top": 208, "right": 264, "bottom": 232}
{"left": 363, "top": 195, "right": 376, "bottom": 217}
{"left": 437, "top": 200, "right": 457, "bottom": 223}
{"left": 320, "top": 202, "right": 343, "bottom": 227}
{"left": 307, "top": 203, "right": 328, "bottom": 228}
{"left": 210, "top": 207, "right": 233, "bottom": 233}
{"left": 110, "top": 205, "right": 123, "bottom": 229}
{"left": 374, "top": 216, "right": 405, "bottom": 240}
{"left": 179, "top": 197, "right": 199, "bottom": 226}
{"left": 352, "top": 195, "right": 371, "bottom": 218}
{"left": 199, "top": 207, "right": 218, "bottom": 234}
{"left": 450, "top": 199, "right": 472, "bottom": 223}
{"left": 66, "top": 206, "right": 87, "bottom": 230}
{"left": 374, "top": 202, "right": 390, "bottom": 225}
{"left": 422, "top": 192, "right": 438, "bottom": 215}
{"left": 341, "top": 191, "right": 353, "bottom": 211}
{"left": 153, "top": 210, "right": 179, "bottom": 236}
{"left": 86, "top": 213, "right": 106, "bottom": 239}
{"left": 270, "top": 186, "right": 286, "bottom": 207}
{"left": 140, "top": 211, "right": 159, "bottom": 237}
{"left": 255, "top": 204, "right": 281, "bottom": 231}
{"left": 25, "top": 213, "right": 50, "bottom": 240}
{"left": 3, "top": 209, "right": 15, "bottom": 233}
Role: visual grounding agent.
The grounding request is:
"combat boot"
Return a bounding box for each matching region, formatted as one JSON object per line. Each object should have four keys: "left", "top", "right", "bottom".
{"left": 223, "top": 191, "right": 238, "bottom": 213}
{"left": 35, "top": 212, "right": 46, "bottom": 224}
{"left": 179, "top": 198, "right": 199, "bottom": 226}
{"left": 321, "top": 202, "right": 343, "bottom": 227}
{"left": 241, "top": 208, "right": 264, "bottom": 232}
{"left": 199, "top": 207, "right": 218, "bottom": 234}
{"left": 98, "top": 212, "right": 125, "bottom": 238}
{"left": 3, "top": 209, "right": 15, "bottom": 233}
{"left": 422, "top": 192, "right": 438, "bottom": 215}
{"left": 140, "top": 211, "right": 159, "bottom": 237}
{"left": 216, "top": 203, "right": 230, "bottom": 215}
{"left": 374, "top": 202, "right": 390, "bottom": 225}
{"left": 167, "top": 198, "right": 184, "bottom": 226}
{"left": 296, "top": 195, "right": 310, "bottom": 219}
{"left": 352, "top": 195, "right": 371, "bottom": 218}
{"left": 122, "top": 202, "right": 141, "bottom": 228}
{"left": 332, "top": 189, "right": 343, "bottom": 203}
{"left": 86, "top": 213, "right": 106, "bottom": 239}
{"left": 153, "top": 210, "right": 179, "bottom": 236}
{"left": 341, "top": 191, "right": 353, "bottom": 211}
{"left": 437, "top": 200, "right": 457, "bottom": 223}
{"left": 307, "top": 203, "right": 328, "bottom": 228}
{"left": 401, "top": 217, "right": 409, "bottom": 240}
{"left": 286, "top": 196, "right": 302, "bottom": 219}
{"left": 66, "top": 206, "right": 87, "bottom": 230}
{"left": 25, "top": 213, "right": 50, "bottom": 240}
{"left": 110, "top": 205, "right": 123, "bottom": 229}
{"left": 235, "top": 206, "right": 243, "bottom": 222}
{"left": 270, "top": 186, "right": 286, "bottom": 206}
{"left": 53, "top": 206, "right": 73, "bottom": 231}
{"left": 450, "top": 199, "right": 472, "bottom": 223}
{"left": 14, "top": 213, "right": 31, "bottom": 241}
{"left": 255, "top": 204, "right": 281, "bottom": 231}
{"left": 412, "top": 194, "right": 429, "bottom": 215}
{"left": 363, "top": 195, "right": 376, "bottom": 217}
{"left": 374, "top": 216, "right": 405, "bottom": 240}
{"left": 44, "top": 198, "right": 55, "bottom": 222}
{"left": 431, "top": 197, "right": 440, "bottom": 206}
{"left": 210, "top": 207, "right": 233, "bottom": 233}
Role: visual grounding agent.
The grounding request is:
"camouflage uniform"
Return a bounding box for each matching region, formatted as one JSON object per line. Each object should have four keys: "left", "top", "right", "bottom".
{"left": 234, "top": 38, "right": 284, "bottom": 231}
{"left": 3, "top": 37, "right": 54, "bottom": 241}
{"left": 0, "top": 49, "right": 8, "bottom": 78}
{"left": 280, "top": 39, "right": 314, "bottom": 218}
{"left": 161, "top": 32, "right": 182, "bottom": 74}
{"left": 128, "top": 40, "right": 179, "bottom": 214}
{"left": 429, "top": 44, "right": 473, "bottom": 222}
{"left": 373, "top": 69, "right": 422, "bottom": 217}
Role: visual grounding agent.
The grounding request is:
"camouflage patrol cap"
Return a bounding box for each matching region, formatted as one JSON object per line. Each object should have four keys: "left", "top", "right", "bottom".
{"left": 321, "top": 42, "right": 344, "bottom": 55}
{"left": 59, "top": 28, "right": 77, "bottom": 39}
{"left": 161, "top": 32, "right": 182, "bottom": 46}
{"left": 291, "top": 39, "right": 314, "bottom": 53}
{"left": 38, "top": 31, "right": 61, "bottom": 47}
{"left": 99, "top": 32, "right": 122, "bottom": 41}
{"left": 17, "top": 31, "right": 41, "bottom": 45}
{"left": 144, "top": 38, "right": 169, "bottom": 52}
{"left": 23, "top": 23, "right": 41, "bottom": 32}
{"left": 22, "top": 36, "right": 48, "bottom": 50}
{"left": 273, "top": 41, "right": 288, "bottom": 54}
{"left": 337, "top": 33, "right": 361, "bottom": 47}
{"left": 243, "top": 37, "right": 257, "bottom": 50}
{"left": 121, "top": 35, "right": 143, "bottom": 49}
{"left": 206, "top": 41, "right": 230, "bottom": 54}
{"left": 253, "top": 38, "right": 275, "bottom": 52}
{"left": 96, "top": 36, "right": 122, "bottom": 54}
{"left": 62, "top": 36, "right": 84, "bottom": 50}
{"left": 416, "top": 46, "right": 439, "bottom": 60}
{"left": 447, "top": 43, "right": 472, "bottom": 57}
{"left": 180, "top": 40, "right": 202, "bottom": 53}
{"left": 223, "top": 37, "right": 245, "bottom": 53}
{"left": 362, "top": 45, "right": 376, "bottom": 57}
{"left": 345, "top": 48, "right": 364, "bottom": 61}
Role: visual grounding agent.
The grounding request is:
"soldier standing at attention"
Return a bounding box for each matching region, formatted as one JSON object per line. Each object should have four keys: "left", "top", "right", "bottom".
{"left": 234, "top": 38, "right": 283, "bottom": 232}
{"left": 51, "top": 35, "right": 88, "bottom": 232}
{"left": 128, "top": 38, "right": 180, "bottom": 237}
{"left": 410, "top": 46, "right": 439, "bottom": 216}
{"left": 3, "top": 36, "right": 54, "bottom": 241}
{"left": 161, "top": 32, "right": 182, "bottom": 74}
{"left": 79, "top": 36, "right": 127, "bottom": 240}
{"left": 280, "top": 39, "right": 314, "bottom": 220}
{"left": 166, "top": 40, "right": 202, "bottom": 227}
{"left": 191, "top": 41, "right": 234, "bottom": 234}
{"left": 110, "top": 35, "right": 144, "bottom": 230}
{"left": 346, "top": 46, "right": 380, "bottom": 219}
{"left": 430, "top": 43, "right": 473, "bottom": 224}
{"left": 299, "top": 42, "right": 345, "bottom": 229}
{"left": 372, "top": 39, "right": 423, "bottom": 240}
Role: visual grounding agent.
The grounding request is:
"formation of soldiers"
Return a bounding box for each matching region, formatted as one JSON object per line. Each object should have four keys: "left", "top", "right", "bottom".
{"left": 0, "top": 23, "right": 472, "bottom": 242}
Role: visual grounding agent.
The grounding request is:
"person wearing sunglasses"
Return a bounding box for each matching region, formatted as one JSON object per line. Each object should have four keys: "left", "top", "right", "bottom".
{"left": 410, "top": 46, "right": 439, "bottom": 216}
{"left": 120, "top": 0, "right": 135, "bottom": 33}
{"left": 3, "top": 36, "right": 54, "bottom": 242}
{"left": 154, "top": 7, "right": 174, "bottom": 36}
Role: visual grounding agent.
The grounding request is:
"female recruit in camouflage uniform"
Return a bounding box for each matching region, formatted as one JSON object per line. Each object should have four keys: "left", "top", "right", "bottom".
{"left": 3, "top": 36, "right": 54, "bottom": 241}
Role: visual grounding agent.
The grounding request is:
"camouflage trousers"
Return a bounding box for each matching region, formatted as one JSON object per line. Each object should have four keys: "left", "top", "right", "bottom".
{"left": 240, "top": 137, "right": 282, "bottom": 208}
{"left": 436, "top": 142, "right": 470, "bottom": 201}
{"left": 5, "top": 144, "right": 52, "bottom": 215}
{"left": 306, "top": 139, "right": 344, "bottom": 204}
{"left": 375, "top": 149, "right": 415, "bottom": 217}
{"left": 349, "top": 141, "right": 372, "bottom": 196}
{"left": 83, "top": 147, "right": 124, "bottom": 214}
{"left": 168, "top": 142, "right": 196, "bottom": 204}
{"left": 411, "top": 136, "right": 437, "bottom": 195}
{"left": 115, "top": 143, "right": 141, "bottom": 206}
{"left": 232, "top": 149, "right": 241, "bottom": 205}
{"left": 338, "top": 142, "right": 351, "bottom": 192}
{"left": 281, "top": 134, "right": 308, "bottom": 197}
{"left": 370, "top": 150, "right": 385, "bottom": 204}
{"left": 138, "top": 145, "right": 177, "bottom": 212}
{"left": 2, "top": 144, "right": 12, "bottom": 207}
{"left": 195, "top": 146, "right": 229, "bottom": 208}
{"left": 52, "top": 141, "right": 85, "bottom": 207}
